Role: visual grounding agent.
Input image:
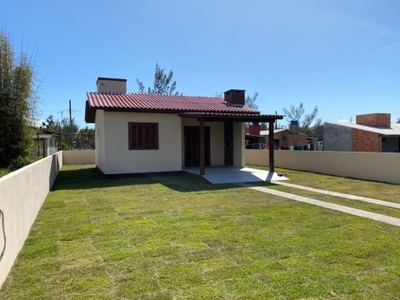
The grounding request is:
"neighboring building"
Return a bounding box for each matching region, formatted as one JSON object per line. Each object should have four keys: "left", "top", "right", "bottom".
{"left": 245, "top": 124, "right": 266, "bottom": 149}
{"left": 32, "top": 129, "right": 58, "bottom": 158}
{"left": 324, "top": 113, "right": 400, "bottom": 152}
{"left": 260, "top": 128, "right": 308, "bottom": 148}
{"left": 85, "top": 77, "right": 283, "bottom": 176}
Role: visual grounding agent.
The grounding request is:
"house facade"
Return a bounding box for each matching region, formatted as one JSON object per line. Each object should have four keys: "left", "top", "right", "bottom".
{"left": 85, "top": 77, "right": 283, "bottom": 176}
{"left": 324, "top": 113, "right": 400, "bottom": 152}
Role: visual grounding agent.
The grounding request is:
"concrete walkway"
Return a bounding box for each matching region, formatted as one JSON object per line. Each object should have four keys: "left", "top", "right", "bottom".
{"left": 272, "top": 181, "right": 400, "bottom": 210}
{"left": 183, "top": 166, "right": 289, "bottom": 184}
{"left": 239, "top": 183, "right": 400, "bottom": 227}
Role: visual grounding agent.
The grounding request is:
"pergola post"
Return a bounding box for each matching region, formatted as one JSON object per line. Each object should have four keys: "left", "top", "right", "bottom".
{"left": 268, "top": 120, "right": 275, "bottom": 173}
{"left": 199, "top": 117, "right": 205, "bottom": 176}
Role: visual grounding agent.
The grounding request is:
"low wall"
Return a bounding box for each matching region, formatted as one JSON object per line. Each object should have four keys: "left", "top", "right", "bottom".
{"left": 63, "top": 150, "right": 95, "bottom": 165}
{"left": 246, "top": 150, "right": 400, "bottom": 184}
{"left": 0, "top": 152, "right": 63, "bottom": 289}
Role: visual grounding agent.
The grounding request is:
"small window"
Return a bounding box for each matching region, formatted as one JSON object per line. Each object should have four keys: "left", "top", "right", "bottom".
{"left": 129, "top": 122, "right": 159, "bottom": 150}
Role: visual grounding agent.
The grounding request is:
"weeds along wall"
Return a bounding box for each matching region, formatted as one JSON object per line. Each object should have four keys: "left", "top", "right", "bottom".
{"left": 0, "top": 152, "right": 63, "bottom": 289}
{"left": 245, "top": 150, "right": 400, "bottom": 184}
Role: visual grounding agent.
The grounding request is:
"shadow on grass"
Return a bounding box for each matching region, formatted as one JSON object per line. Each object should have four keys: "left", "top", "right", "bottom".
{"left": 51, "top": 167, "right": 263, "bottom": 193}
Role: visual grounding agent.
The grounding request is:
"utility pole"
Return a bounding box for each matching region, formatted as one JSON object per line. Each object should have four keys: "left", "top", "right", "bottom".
{"left": 69, "top": 100, "right": 72, "bottom": 150}
{"left": 56, "top": 111, "right": 63, "bottom": 151}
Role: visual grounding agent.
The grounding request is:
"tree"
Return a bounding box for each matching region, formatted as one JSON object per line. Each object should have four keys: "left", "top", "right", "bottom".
{"left": 45, "top": 114, "right": 59, "bottom": 132}
{"left": 397, "top": 117, "right": 400, "bottom": 123}
{"left": 283, "top": 103, "right": 318, "bottom": 135}
{"left": 78, "top": 126, "right": 95, "bottom": 149}
{"left": 137, "top": 63, "right": 179, "bottom": 95}
{"left": 244, "top": 92, "right": 265, "bottom": 131}
{"left": 260, "top": 123, "right": 267, "bottom": 130}
{"left": 0, "top": 29, "right": 39, "bottom": 168}
{"left": 311, "top": 118, "right": 324, "bottom": 140}
{"left": 60, "top": 117, "right": 79, "bottom": 150}
{"left": 245, "top": 92, "right": 258, "bottom": 110}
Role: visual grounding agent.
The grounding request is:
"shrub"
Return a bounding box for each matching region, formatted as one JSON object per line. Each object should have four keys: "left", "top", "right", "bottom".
{"left": 9, "top": 156, "right": 33, "bottom": 171}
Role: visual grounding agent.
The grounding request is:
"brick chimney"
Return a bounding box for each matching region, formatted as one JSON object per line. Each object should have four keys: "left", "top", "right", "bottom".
{"left": 96, "top": 77, "right": 127, "bottom": 93}
{"left": 356, "top": 113, "right": 390, "bottom": 128}
{"left": 224, "top": 89, "right": 245, "bottom": 105}
{"left": 248, "top": 124, "right": 260, "bottom": 135}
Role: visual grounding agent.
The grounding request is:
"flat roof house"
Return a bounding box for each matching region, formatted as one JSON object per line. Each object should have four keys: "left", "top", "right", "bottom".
{"left": 85, "top": 77, "right": 283, "bottom": 176}
{"left": 324, "top": 113, "right": 400, "bottom": 152}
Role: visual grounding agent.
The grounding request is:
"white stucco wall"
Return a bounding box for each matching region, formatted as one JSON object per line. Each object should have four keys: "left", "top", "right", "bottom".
{"left": 96, "top": 78, "right": 126, "bottom": 93}
{"left": 63, "top": 150, "right": 95, "bottom": 165}
{"left": 100, "top": 111, "right": 182, "bottom": 174}
{"left": 95, "top": 110, "right": 106, "bottom": 171}
{"left": 0, "top": 152, "right": 63, "bottom": 289}
{"left": 245, "top": 150, "right": 400, "bottom": 184}
{"left": 233, "top": 122, "right": 245, "bottom": 167}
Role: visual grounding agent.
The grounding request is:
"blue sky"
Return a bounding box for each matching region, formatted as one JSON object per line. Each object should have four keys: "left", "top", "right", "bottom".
{"left": 2, "top": 0, "right": 400, "bottom": 128}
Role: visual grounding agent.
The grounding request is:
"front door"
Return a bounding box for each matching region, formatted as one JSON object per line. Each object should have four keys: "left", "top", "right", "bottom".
{"left": 224, "top": 122, "right": 234, "bottom": 166}
{"left": 184, "top": 126, "right": 210, "bottom": 167}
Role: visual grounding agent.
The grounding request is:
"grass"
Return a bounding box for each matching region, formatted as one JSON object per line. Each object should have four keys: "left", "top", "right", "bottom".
{"left": 252, "top": 166, "right": 400, "bottom": 203}
{"left": 250, "top": 166, "right": 400, "bottom": 220}
{"left": 1, "top": 165, "right": 400, "bottom": 299}
{"left": 0, "top": 168, "right": 10, "bottom": 178}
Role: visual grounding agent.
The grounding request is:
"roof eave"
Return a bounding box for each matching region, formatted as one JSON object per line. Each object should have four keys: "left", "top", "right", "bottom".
{"left": 178, "top": 112, "right": 284, "bottom": 122}
{"left": 85, "top": 101, "right": 96, "bottom": 123}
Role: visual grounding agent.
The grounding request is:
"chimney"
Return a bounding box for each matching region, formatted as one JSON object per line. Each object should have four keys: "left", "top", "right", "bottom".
{"left": 96, "top": 77, "right": 127, "bottom": 93}
{"left": 356, "top": 113, "right": 390, "bottom": 128}
{"left": 224, "top": 89, "right": 245, "bottom": 105}
{"left": 248, "top": 124, "right": 260, "bottom": 135}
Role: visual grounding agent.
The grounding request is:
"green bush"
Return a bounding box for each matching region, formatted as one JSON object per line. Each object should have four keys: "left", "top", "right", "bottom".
{"left": 9, "top": 156, "right": 33, "bottom": 171}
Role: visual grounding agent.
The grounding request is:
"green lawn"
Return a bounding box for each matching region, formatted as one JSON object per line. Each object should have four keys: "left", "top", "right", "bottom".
{"left": 253, "top": 166, "right": 400, "bottom": 220}
{"left": 1, "top": 165, "right": 400, "bottom": 299}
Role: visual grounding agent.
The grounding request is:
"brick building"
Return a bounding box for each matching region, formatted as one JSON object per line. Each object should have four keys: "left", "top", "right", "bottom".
{"left": 324, "top": 113, "right": 400, "bottom": 152}
{"left": 259, "top": 129, "right": 308, "bottom": 148}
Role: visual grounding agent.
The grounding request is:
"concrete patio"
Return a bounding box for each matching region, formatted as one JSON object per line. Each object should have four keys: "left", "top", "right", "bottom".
{"left": 182, "top": 166, "right": 289, "bottom": 184}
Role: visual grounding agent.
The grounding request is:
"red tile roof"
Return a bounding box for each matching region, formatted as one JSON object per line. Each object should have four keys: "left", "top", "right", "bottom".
{"left": 86, "top": 92, "right": 259, "bottom": 114}
{"left": 85, "top": 92, "right": 284, "bottom": 123}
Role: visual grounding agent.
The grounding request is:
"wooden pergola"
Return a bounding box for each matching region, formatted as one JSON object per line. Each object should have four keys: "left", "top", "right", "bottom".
{"left": 179, "top": 112, "right": 284, "bottom": 175}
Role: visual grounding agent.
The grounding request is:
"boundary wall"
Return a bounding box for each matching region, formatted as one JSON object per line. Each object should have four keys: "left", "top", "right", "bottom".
{"left": 63, "top": 150, "right": 95, "bottom": 165}
{"left": 246, "top": 150, "right": 400, "bottom": 184}
{"left": 0, "top": 152, "right": 63, "bottom": 288}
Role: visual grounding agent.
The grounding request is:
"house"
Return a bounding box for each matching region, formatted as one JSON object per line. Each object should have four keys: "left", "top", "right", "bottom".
{"left": 84, "top": 77, "right": 283, "bottom": 176}
{"left": 260, "top": 124, "right": 308, "bottom": 149}
{"left": 324, "top": 113, "right": 400, "bottom": 152}
{"left": 32, "top": 128, "right": 58, "bottom": 158}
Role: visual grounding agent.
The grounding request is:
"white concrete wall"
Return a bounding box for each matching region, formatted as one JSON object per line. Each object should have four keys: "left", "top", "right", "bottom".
{"left": 101, "top": 111, "right": 182, "bottom": 174}
{"left": 95, "top": 110, "right": 106, "bottom": 171}
{"left": 63, "top": 150, "right": 95, "bottom": 165}
{"left": 0, "top": 152, "right": 63, "bottom": 289}
{"left": 245, "top": 150, "right": 400, "bottom": 184}
{"left": 233, "top": 122, "right": 245, "bottom": 167}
